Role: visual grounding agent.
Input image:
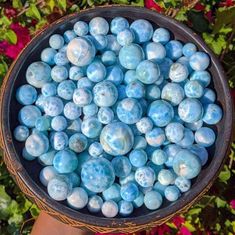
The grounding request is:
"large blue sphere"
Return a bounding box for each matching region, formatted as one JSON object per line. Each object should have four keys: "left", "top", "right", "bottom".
{"left": 100, "top": 122, "right": 134, "bottom": 156}
{"left": 16, "top": 85, "right": 37, "bottom": 105}
{"left": 81, "top": 158, "right": 115, "bottom": 193}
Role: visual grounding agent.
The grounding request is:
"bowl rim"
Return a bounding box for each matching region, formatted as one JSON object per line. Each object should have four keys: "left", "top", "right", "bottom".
{"left": 0, "top": 5, "right": 234, "bottom": 231}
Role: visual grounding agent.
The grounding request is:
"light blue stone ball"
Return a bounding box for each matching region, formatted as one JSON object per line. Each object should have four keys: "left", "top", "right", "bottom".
{"left": 200, "top": 88, "right": 216, "bottom": 104}
{"left": 112, "top": 156, "right": 132, "bottom": 178}
{"left": 90, "top": 34, "right": 108, "bottom": 50}
{"left": 73, "top": 88, "right": 92, "bottom": 107}
{"left": 63, "top": 30, "right": 76, "bottom": 43}
{"left": 158, "top": 169, "right": 175, "bottom": 186}
{"left": 49, "top": 34, "right": 64, "bottom": 49}
{"left": 144, "top": 42, "right": 166, "bottom": 62}
{"left": 173, "top": 149, "right": 201, "bottom": 179}
{"left": 87, "top": 195, "right": 103, "bottom": 213}
{"left": 88, "top": 142, "right": 103, "bottom": 157}
{"left": 165, "top": 122, "right": 184, "bottom": 143}
{"left": 39, "top": 166, "right": 58, "bottom": 186}
{"left": 164, "top": 144, "right": 182, "bottom": 168}
{"left": 51, "top": 65, "right": 68, "bottom": 82}
{"left": 73, "top": 21, "right": 89, "bottom": 36}
{"left": 81, "top": 158, "right": 115, "bottom": 193}
{"left": 136, "top": 60, "right": 160, "bottom": 84}
{"left": 57, "top": 80, "right": 76, "bottom": 100}
{"left": 153, "top": 182, "right": 167, "bottom": 196}
{"left": 135, "top": 166, "right": 156, "bottom": 187}
{"left": 126, "top": 81, "right": 145, "bottom": 99}
{"left": 184, "top": 80, "right": 204, "bottom": 98}
{"left": 130, "top": 19, "right": 153, "bottom": 43}
{"left": 119, "top": 172, "right": 135, "bottom": 185}
{"left": 106, "top": 65, "right": 124, "bottom": 85}
{"left": 97, "top": 107, "right": 114, "bottom": 124}
{"left": 124, "top": 70, "right": 138, "bottom": 84}
{"left": 203, "top": 103, "right": 222, "bottom": 125}
{"left": 101, "top": 50, "right": 117, "bottom": 66}
{"left": 67, "top": 187, "right": 88, "bottom": 209}
{"left": 53, "top": 149, "right": 78, "bottom": 173}
{"left": 190, "top": 144, "right": 208, "bottom": 166}
{"left": 175, "top": 176, "right": 191, "bottom": 192}
{"left": 147, "top": 100, "right": 174, "bottom": 127}
{"left": 102, "top": 183, "right": 121, "bottom": 202}
{"left": 133, "top": 192, "right": 144, "bottom": 208}
{"left": 144, "top": 190, "right": 162, "bottom": 210}
{"left": 81, "top": 117, "right": 102, "bottom": 138}
{"left": 51, "top": 116, "right": 67, "bottom": 131}
{"left": 101, "top": 200, "right": 118, "bottom": 218}
{"left": 165, "top": 40, "right": 183, "bottom": 60}
{"left": 69, "top": 66, "right": 85, "bottom": 81}
{"left": 14, "top": 125, "right": 29, "bottom": 142}
{"left": 41, "top": 83, "right": 57, "bottom": 97}
{"left": 35, "top": 116, "right": 51, "bottom": 131}
{"left": 110, "top": 17, "right": 129, "bottom": 35}
{"left": 164, "top": 185, "right": 181, "bottom": 201}
{"left": 89, "top": 17, "right": 109, "bottom": 36}
{"left": 106, "top": 34, "right": 122, "bottom": 54}
{"left": 177, "top": 128, "right": 194, "bottom": 148}
{"left": 120, "top": 182, "right": 139, "bottom": 202}
{"left": 26, "top": 62, "right": 52, "bottom": 88}
{"left": 40, "top": 48, "right": 57, "bottom": 65}
{"left": 195, "top": 127, "right": 215, "bottom": 147}
{"left": 65, "top": 172, "right": 80, "bottom": 187}
{"left": 38, "top": 149, "right": 56, "bottom": 166}
{"left": 177, "top": 56, "right": 193, "bottom": 74}
{"left": 152, "top": 28, "right": 170, "bottom": 45}
{"left": 136, "top": 117, "right": 153, "bottom": 134}
{"left": 117, "top": 29, "right": 135, "bottom": 46}
{"left": 22, "top": 147, "right": 36, "bottom": 161}
{"left": 189, "top": 52, "right": 210, "bottom": 71}
{"left": 50, "top": 131, "right": 68, "bottom": 151}
{"left": 64, "top": 102, "right": 82, "bottom": 120}
{"left": 169, "top": 62, "right": 189, "bottom": 82}
{"left": 69, "top": 133, "right": 88, "bottom": 153}
{"left": 44, "top": 97, "right": 64, "bottom": 117}
{"left": 87, "top": 61, "right": 106, "bottom": 83}
{"left": 83, "top": 103, "right": 98, "bottom": 117}
{"left": 190, "top": 70, "right": 211, "bottom": 87}
{"left": 77, "top": 77, "right": 94, "bottom": 90}
{"left": 182, "top": 43, "right": 197, "bottom": 57}
{"left": 118, "top": 200, "right": 133, "bottom": 216}
{"left": 151, "top": 149, "right": 168, "bottom": 165}
{"left": 145, "top": 128, "right": 165, "bottom": 147}
{"left": 54, "top": 51, "right": 69, "bottom": 66}
{"left": 119, "top": 44, "right": 144, "bottom": 69}
{"left": 129, "top": 149, "right": 148, "bottom": 167}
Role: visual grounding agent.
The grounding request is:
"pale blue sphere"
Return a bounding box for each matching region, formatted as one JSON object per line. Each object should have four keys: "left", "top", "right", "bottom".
{"left": 119, "top": 44, "right": 144, "bottom": 69}
{"left": 41, "top": 48, "right": 57, "bottom": 65}
{"left": 67, "top": 187, "right": 88, "bottom": 209}
{"left": 184, "top": 80, "right": 204, "bottom": 98}
{"left": 177, "top": 128, "right": 194, "bottom": 148}
{"left": 44, "top": 97, "right": 64, "bottom": 117}
{"left": 101, "top": 50, "right": 117, "bottom": 66}
{"left": 51, "top": 65, "right": 68, "bottom": 82}
{"left": 67, "top": 37, "right": 96, "bottom": 66}
{"left": 182, "top": 43, "right": 197, "bottom": 57}
{"left": 69, "top": 66, "right": 85, "bottom": 81}
{"left": 130, "top": 19, "right": 153, "bottom": 43}
{"left": 190, "top": 70, "right": 211, "bottom": 87}
{"left": 153, "top": 182, "right": 167, "bottom": 196}
{"left": 165, "top": 122, "right": 184, "bottom": 143}
{"left": 83, "top": 103, "right": 98, "bottom": 117}
{"left": 158, "top": 169, "right": 175, "bottom": 186}
{"left": 151, "top": 149, "right": 167, "bottom": 165}
{"left": 53, "top": 149, "right": 78, "bottom": 173}
{"left": 147, "top": 100, "right": 174, "bottom": 127}
{"left": 50, "top": 131, "right": 68, "bottom": 151}
{"left": 102, "top": 183, "right": 121, "bottom": 202}
{"left": 120, "top": 182, "right": 139, "bottom": 202}
{"left": 81, "top": 117, "right": 102, "bottom": 138}
{"left": 51, "top": 116, "right": 67, "bottom": 131}
{"left": 189, "top": 52, "right": 210, "bottom": 71}
{"left": 146, "top": 84, "right": 161, "bottom": 100}
{"left": 110, "top": 17, "right": 129, "bottom": 34}
{"left": 126, "top": 81, "right": 145, "bottom": 99}
{"left": 106, "top": 34, "right": 122, "bottom": 54}
{"left": 25, "top": 133, "right": 49, "bottom": 156}
{"left": 169, "top": 62, "right": 189, "bottom": 82}
{"left": 175, "top": 176, "right": 191, "bottom": 192}
{"left": 133, "top": 136, "right": 147, "bottom": 150}
{"left": 135, "top": 166, "right": 156, "bottom": 187}
{"left": 177, "top": 56, "right": 193, "bottom": 74}
{"left": 57, "top": 80, "right": 76, "bottom": 100}
{"left": 200, "top": 88, "right": 216, "bottom": 104}
{"left": 49, "top": 34, "right": 64, "bottom": 49}
{"left": 129, "top": 149, "right": 148, "bottom": 167}
{"left": 93, "top": 81, "right": 118, "bottom": 107}
{"left": 88, "top": 142, "right": 103, "bottom": 157}
{"left": 164, "top": 185, "right": 180, "bottom": 201}
{"left": 165, "top": 40, "right": 183, "bottom": 60}
{"left": 97, "top": 107, "right": 114, "bottom": 124}
{"left": 136, "top": 117, "right": 153, "bottom": 134}
{"left": 87, "top": 195, "right": 103, "bottom": 213}
{"left": 64, "top": 102, "right": 82, "bottom": 120}
{"left": 158, "top": 57, "right": 173, "bottom": 78}
{"left": 100, "top": 122, "right": 134, "bottom": 156}
{"left": 54, "top": 51, "right": 69, "bottom": 66}
{"left": 144, "top": 42, "right": 166, "bottom": 62}
{"left": 66, "top": 172, "right": 80, "bottom": 187}
{"left": 117, "top": 98, "right": 143, "bottom": 124}
{"left": 106, "top": 65, "right": 124, "bottom": 85}
{"left": 136, "top": 60, "right": 160, "bottom": 84}
{"left": 152, "top": 28, "right": 170, "bottom": 45}
{"left": 73, "top": 21, "right": 88, "bottom": 36}
{"left": 89, "top": 17, "right": 109, "bottom": 36}
{"left": 73, "top": 88, "right": 92, "bottom": 107}
{"left": 63, "top": 30, "right": 76, "bottom": 43}
{"left": 203, "top": 103, "right": 222, "bottom": 125}
{"left": 101, "top": 200, "right": 118, "bottom": 218}
{"left": 81, "top": 158, "right": 115, "bottom": 193}
{"left": 161, "top": 83, "right": 185, "bottom": 106}
{"left": 77, "top": 77, "right": 94, "bottom": 90}
{"left": 164, "top": 144, "right": 181, "bottom": 168}
{"left": 124, "top": 70, "right": 138, "bottom": 84}
{"left": 35, "top": 116, "right": 51, "bottom": 131}
{"left": 144, "top": 190, "right": 162, "bottom": 210}
{"left": 39, "top": 166, "right": 58, "bottom": 186}
{"left": 22, "top": 147, "right": 36, "bottom": 161}
{"left": 68, "top": 133, "right": 88, "bottom": 153}
{"left": 190, "top": 144, "right": 208, "bottom": 166}
{"left": 41, "top": 83, "right": 57, "bottom": 97}
{"left": 14, "top": 125, "right": 29, "bottom": 142}
{"left": 18, "top": 105, "right": 42, "bottom": 128}
{"left": 118, "top": 200, "right": 133, "bottom": 216}
{"left": 87, "top": 61, "right": 106, "bottom": 83}
{"left": 38, "top": 149, "right": 56, "bottom": 166}
{"left": 91, "top": 34, "right": 108, "bottom": 50}
{"left": 26, "top": 62, "right": 52, "bottom": 88}
{"left": 185, "top": 119, "right": 203, "bottom": 131}
{"left": 195, "top": 127, "right": 215, "bottom": 147}
{"left": 117, "top": 29, "right": 135, "bottom": 46}
{"left": 112, "top": 156, "right": 132, "bottom": 178}
{"left": 173, "top": 149, "right": 201, "bottom": 179}
{"left": 35, "top": 95, "right": 46, "bottom": 111}
{"left": 145, "top": 128, "right": 165, "bottom": 147}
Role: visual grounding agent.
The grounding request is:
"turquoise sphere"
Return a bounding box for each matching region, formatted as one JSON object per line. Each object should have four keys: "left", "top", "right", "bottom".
{"left": 144, "top": 191, "right": 162, "bottom": 210}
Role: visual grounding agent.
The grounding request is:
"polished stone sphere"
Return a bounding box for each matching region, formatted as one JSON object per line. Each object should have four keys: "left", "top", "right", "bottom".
{"left": 120, "top": 182, "right": 139, "bottom": 202}
{"left": 165, "top": 122, "right": 184, "bottom": 143}
{"left": 44, "top": 97, "right": 64, "bottom": 117}
{"left": 35, "top": 116, "right": 51, "bottom": 131}
{"left": 101, "top": 50, "right": 117, "bottom": 66}
{"left": 51, "top": 116, "right": 67, "bottom": 132}
{"left": 144, "top": 42, "right": 166, "bottom": 62}
{"left": 69, "top": 133, "right": 88, "bottom": 153}
{"left": 151, "top": 149, "right": 168, "bottom": 165}
{"left": 165, "top": 40, "right": 183, "bottom": 60}
{"left": 67, "top": 187, "right": 88, "bottom": 209}
{"left": 195, "top": 127, "right": 215, "bottom": 147}
{"left": 49, "top": 34, "right": 64, "bottom": 49}
{"left": 106, "top": 65, "right": 124, "bottom": 85}
{"left": 16, "top": 84, "right": 37, "bottom": 105}
{"left": 64, "top": 102, "right": 82, "bottom": 120}
{"left": 177, "top": 128, "right": 194, "bottom": 148}
{"left": 69, "top": 66, "right": 85, "bottom": 81}
{"left": 81, "top": 158, "right": 115, "bottom": 193}
{"left": 182, "top": 43, "right": 197, "bottom": 57}
{"left": 100, "top": 122, "right": 134, "bottom": 156}
{"left": 117, "top": 29, "right": 135, "bottom": 46}
{"left": 40, "top": 48, "right": 57, "bottom": 65}
{"left": 129, "top": 149, "right": 148, "bottom": 167}
{"left": 169, "top": 62, "right": 189, "bottom": 83}
{"left": 111, "top": 156, "right": 132, "bottom": 178}
{"left": 203, "top": 103, "right": 222, "bottom": 125}
{"left": 189, "top": 51, "right": 210, "bottom": 71}
{"left": 83, "top": 103, "right": 98, "bottom": 117}
{"left": 73, "top": 21, "right": 88, "bottom": 36}
{"left": 81, "top": 117, "right": 102, "bottom": 138}
{"left": 152, "top": 28, "right": 170, "bottom": 45}
{"left": 174, "top": 176, "right": 191, "bottom": 193}
{"left": 118, "top": 200, "right": 133, "bottom": 216}
{"left": 158, "top": 169, "right": 175, "bottom": 185}
{"left": 87, "top": 195, "right": 103, "bottom": 213}
{"left": 101, "top": 200, "right": 118, "bottom": 218}
{"left": 97, "top": 107, "right": 114, "bottom": 124}
{"left": 135, "top": 166, "right": 156, "bottom": 187}
{"left": 190, "top": 70, "right": 211, "bottom": 87}
{"left": 164, "top": 185, "right": 181, "bottom": 202}
{"left": 41, "top": 83, "right": 57, "bottom": 97}
{"left": 51, "top": 65, "right": 68, "bottom": 83}
{"left": 57, "top": 80, "right": 76, "bottom": 100}
{"left": 184, "top": 80, "right": 204, "bottom": 98}
{"left": 39, "top": 166, "right": 58, "bottom": 186}
{"left": 200, "top": 88, "right": 216, "bottom": 104}
{"left": 87, "top": 61, "right": 106, "bottom": 83}
{"left": 144, "top": 190, "right": 162, "bottom": 210}
{"left": 50, "top": 131, "right": 68, "bottom": 151}
{"left": 102, "top": 183, "right": 121, "bottom": 202}
{"left": 110, "top": 17, "right": 129, "bottom": 35}
{"left": 145, "top": 128, "right": 166, "bottom": 147}
{"left": 73, "top": 88, "right": 93, "bottom": 107}
{"left": 136, "top": 117, "right": 153, "bottom": 134}
{"left": 106, "top": 34, "right": 122, "bottom": 54}
{"left": 89, "top": 17, "right": 109, "bottom": 36}
{"left": 88, "top": 142, "right": 103, "bottom": 157}
{"left": 164, "top": 144, "right": 182, "bottom": 168}
{"left": 14, "top": 125, "right": 29, "bottom": 142}
{"left": 63, "top": 30, "right": 76, "bottom": 43}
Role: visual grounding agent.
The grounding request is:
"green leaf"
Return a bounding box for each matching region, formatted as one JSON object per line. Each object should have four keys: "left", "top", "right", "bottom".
{"left": 131, "top": 0, "right": 144, "bottom": 6}
{"left": 12, "top": 0, "right": 22, "bottom": 8}
{"left": 215, "top": 197, "right": 227, "bottom": 208}
{"left": 57, "top": 0, "right": 67, "bottom": 11}
{"left": 184, "top": 221, "right": 196, "bottom": 232}
{"left": 175, "top": 7, "right": 188, "bottom": 21}
{"left": 29, "top": 204, "right": 40, "bottom": 218}
{"left": 0, "top": 16, "right": 12, "bottom": 27}
{"left": 26, "top": 4, "right": 41, "bottom": 20}
{"left": 5, "top": 30, "right": 17, "bottom": 44}
{"left": 219, "top": 165, "right": 231, "bottom": 183}
{"left": 188, "top": 208, "right": 202, "bottom": 215}
{"left": 47, "top": 0, "right": 55, "bottom": 12}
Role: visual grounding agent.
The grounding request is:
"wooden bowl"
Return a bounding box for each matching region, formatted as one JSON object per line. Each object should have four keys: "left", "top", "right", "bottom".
{"left": 0, "top": 6, "right": 233, "bottom": 233}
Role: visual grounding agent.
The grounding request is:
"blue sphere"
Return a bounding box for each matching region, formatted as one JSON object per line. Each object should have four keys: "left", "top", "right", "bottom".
{"left": 101, "top": 50, "right": 117, "bottom": 66}
{"left": 41, "top": 48, "right": 57, "bottom": 65}
{"left": 57, "top": 80, "right": 76, "bottom": 100}
{"left": 88, "top": 142, "right": 103, "bottom": 157}
{"left": 133, "top": 192, "right": 144, "bottom": 208}
{"left": 112, "top": 156, "right": 132, "bottom": 178}
{"left": 124, "top": 70, "right": 138, "bottom": 84}
{"left": 81, "top": 117, "right": 102, "bottom": 138}
{"left": 159, "top": 57, "right": 173, "bottom": 79}
{"left": 200, "top": 88, "right": 216, "bottom": 104}
{"left": 14, "top": 125, "right": 29, "bottom": 142}
{"left": 189, "top": 52, "right": 210, "bottom": 71}
{"left": 87, "top": 61, "right": 106, "bottom": 83}
{"left": 63, "top": 30, "right": 76, "bottom": 43}
{"left": 97, "top": 107, "right": 114, "bottom": 124}
{"left": 38, "top": 149, "right": 56, "bottom": 166}
{"left": 175, "top": 176, "right": 191, "bottom": 193}
{"left": 91, "top": 34, "right": 108, "bottom": 50}
{"left": 51, "top": 116, "right": 67, "bottom": 131}
{"left": 152, "top": 28, "right": 170, "bottom": 45}
{"left": 101, "top": 200, "right": 118, "bottom": 218}
{"left": 54, "top": 51, "right": 69, "bottom": 66}
{"left": 129, "top": 149, "right": 148, "bottom": 167}
{"left": 77, "top": 77, "right": 94, "bottom": 90}
{"left": 136, "top": 117, "right": 153, "bottom": 134}
{"left": 120, "top": 182, "right": 139, "bottom": 202}
{"left": 164, "top": 185, "right": 181, "bottom": 201}
{"left": 190, "top": 144, "right": 208, "bottom": 166}
{"left": 64, "top": 102, "right": 82, "bottom": 120}
{"left": 203, "top": 103, "right": 222, "bottom": 125}
{"left": 177, "top": 128, "right": 194, "bottom": 148}
{"left": 118, "top": 200, "right": 133, "bottom": 216}
{"left": 87, "top": 195, "right": 103, "bottom": 213}
{"left": 102, "top": 183, "right": 121, "bottom": 202}
{"left": 35, "top": 116, "right": 51, "bottom": 131}
{"left": 44, "top": 97, "right": 64, "bottom": 117}
{"left": 185, "top": 119, "right": 203, "bottom": 131}
{"left": 182, "top": 43, "right": 197, "bottom": 57}
{"left": 49, "top": 34, "right": 64, "bottom": 49}
{"left": 169, "top": 62, "right": 189, "bottom": 82}
{"left": 165, "top": 122, "right": 184, "bottom": 143}
{"left": 16, "top": 84, "right": 37, "bottom": 105}
{"left": 117, "top": 29, "right": 135, "bottom": 46}
{"left": 106, "top": 65, "right": 124, "bottom": 85}
{"left": 89, "top": 17, "right": 109, "bottom": 36}
{"left": 39, "top": 166, "right": 58, "bottom": 186}
{"left": 135, "top": 166, "right": 156, "bottom": 187}
{"left": 158, "top": 169, "right": 175, "bottom": 185}
{"left": 22, "top": 147, "right": 36, "bottom": 161}
{"left": 106, "top": 34, "right": 122, "bottom": 54}
{"left": 144, "top": 42, "right": 166, "bottom": 62}
{"left": 151, "top": 149, "right": 168, "bottom": 165}
{"left": 195, "top": 127, "right": 215, "bottom": 147}
{"left": 41, "top": 83, "right": 57, "bottom": 97}
{"left": 165, "top": 40, "right": 183, "bottom": 60}
{"left": 163, "top": 144, "right": 182, "bottom": 168}
{"left": 67, "top": 187, "right": 88, "bottom": 209}
{"left": 50, "top": 131, "right": 68, "bottom": 151}
{"left": 73, "top": 21, "right": 88, "bottom": 36}
{"left": 144, "top": 191, "right": 162, "bottom": 210}
{"left": 125, "top": 81, "right": 145, "bottom": 99}
{"left": 145, "top": 128, "right": 165, "bottom": 147}
{"left": 83, "top": 103, "right": 98, "bottom": 117}
{"left": 153, "top": 182, "right": 167, "bottom": 196}
{"left": 110, "top": 17, "right": 129, "bottom": 35}
{"left": 184, "top": 80, "right": 204, "bottom": 98}
{"left": 73, "top": 88, "right": 92, "bottom": 107}
{"left": 51, "top": 65, "right": 68, "bottom": 82}
{"left": 69, "top": 133, "right": 88, "bottom": 153}
{"left": 190, "top": 70, "right": 211, "bottom": 87}
{"left": 69, "top": 66, "right": 85, "bottom": 81}
{"left": 81, "top": 158, "right": 115, "bottom": 193}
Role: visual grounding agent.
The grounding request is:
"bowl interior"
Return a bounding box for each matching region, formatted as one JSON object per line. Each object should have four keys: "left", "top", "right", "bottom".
{"left": 2, "top": 6, "right": 232, "bottom": 228}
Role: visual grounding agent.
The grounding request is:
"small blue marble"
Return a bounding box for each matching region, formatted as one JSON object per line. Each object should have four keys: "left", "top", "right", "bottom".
{"left": 129, "top": 149, "right": 148, "bottom": 167}
{"left": 81, "top": 158, "right": 115, "bottom": 193}
{"left": 41, "top": 48, "right": 57, "bottom": 65}
{"left": 144, "top": 42, "right": 166, "bottom": 62}
{"left": 189, "top": 144, "right": 208, "bottom": 166}
{"left": 146, "top": 84, "right": 161, "bottom": 100}
{"left": 57, "top": 80, "right": 76, "bottom": 100}
{"left": 14, "top": 125, "right": 29, "bottom": 142}
{"left": 144, "top": 190, "right": 162, "bottom": 210}
{"left": 77, "top": 77, "right": 94, "bottom": 90}
{"left": 163, "top": 144, "right": 182, "bottom": 168}
{"left": 147, "top": 100, "right": 174, "bottom": 127}
{"left": 65, "top": 172, "right": 80, "bottom": 187}
{"left": 51, "top": 65, "right": 68, "bottom": 82}
{"left": 174, "top": 176, "right": 191, "bottom": 193}
{"left": 87, "top": 195, "right": 103, "bottom": 213}
{"left": 101, "top": 200, "right": 118, "bottom": 218}
{"left": 126, "top": 81, "right": 145, "bottom": 99}
{"left": 169, "top": 62, "right": 189, "bottom": 83}
{"left": 39, "top": 166, "right": 58, "bottom": 186}
{"left": 173, "top": 149, "right": 201, "bottom": 179}
{"left": 120, "top": 182, "right": 139, "bottom": 202}
{"left": 73, "top": 21, "right": 88, "bottom": 36}
{"left": 47, "top": 176, "right": 72, "bottom": 201}
{"left": 50, "top": 131, "right": 68, "bottom": 151}
{"left": 133, "top": 136, "right": 147, "bottom": 150}
{"left": 153, "top": 182, "right": 167, "bottom": 196}
{"left": 202, "top": 103, "right": 222, "bottom": 125}
{"left": 185, "top": 119, "right": 203, "bottom": 131}
{"left": 67, "top": 37, "right": 96, "bottom": 66}
{"left": 93, "top": 80, "right": 118, "bottom": 107}
{"left": 184, "top": 80, "right": 204, "bottom": 98}
{"left": 87, "top": 61, "right": 106, "bottom": 83}
{"left": 161, "top": 82, "right": 185, "bottom": 106}
{"left": 102, "top": 183, "right": 121, "bottom": 202}
{"left": 69, "top": 66, "right": 85, "bottom": 81}
{"left": 200, "top": 88, "right": 216, "bottom": 104}
{"left": 81, "top": 117, "right": 102, "bottom": 138}
{"left": 83, "top": 103, "right": 98, "bottom": 117}
{"left": 110, "top": 17, "right": 129, "bottom": 35}
{"left": 54, "top": 51, "right": 69, "bottom": 66}
{"left": 105, "top": 34, "right": 122, "bottom": 54}
{"left": 41, "top": 83, "right": 57, "bottom": 97}
{"left": 26, "top": 61, "right": 52, "bottom": 88}
{"left": 112, "top": 156, "right": 132, "bottom": 178}
{"left": 66, "top": 118, "right": 82, "bottom": 135}
{"left": 51, "top": 116, "right": 67, "bottom": 132}
{"left": 119, "top": 44, "right": 144, "bottom": 69}
{"left": 117, "top": 29, "right": 135, "bottom": 46}
{"left": 189, "top": 52, "right": 210, "bottom": 71}
{"left": 151, "top": 149, "right": 168, "bottom": 165}
{"left": 165, "top": 40, "right": 183, "bottom": 60}
{"left": 190, "top": 70, "right": 211, "bottom": 87}
{"left": 157, "top": 169, "right": 175, "bottom": 186}
{"left": 16, "top": 84, "right": 38, "bottom": 105}
{"left": 64, "top": 102, "right": 82, "bottom": 120}
{"left": 130, "top": 19, "right": 153, "bottom": 44}
{"left": 164, "top": 185, "right": 181, "bottom": 201}
{"left": 195, "top": 127, "right": 215, "bottom": 147}
{"left": 68, "top": 133, "right": 88, "bottom": 153}
{"left": 135, "top": 166, "right": 156, "bottom": 187}
{"left": 89, "top": 17, "right": 109, "bottom": 36}
{"left": 124, "top": 70, "right": 138, "bottom": 84}
{"left": 88, "top": 142, "right": 103, "bottom": 157}
{"left": 136, "top": 117, "right": 153, "bottom": 134}
{"left": 25, "top": 133, "right": 49, "bottom": 156}
{"left": 18, "top": 105, "right": 42, "bottom": 128}
{"left": 35, "top": 116, "right": 51, "bottom": 131}
{"left": 97, "top": 107, "right": 114, "bottom": 124}
{"left": 177, "top": 128, "right": 194, "bottom": 148}
{"left": 38, "top": 149, "right": 56, "bottom": 166}
{"left": 49, "top": 34, "right": 64, "bottom": 49}
{"left": 106, "top": 65, "right": 124, "bottom": 85}
{"left": 67, "top": 187, "right": 88, "bottom": 209}
{"left": 152, "top": 28, "right": 170, "bottom": 45}
{"left": 117, "top": 98, "right": 143, "bottom": 124}
{"left": 136, "top": 60, "right": 160, "bottom": 84}
{"left": 177, "top": 56, "right": 193, "bottom": 74}
{"left": 63, "top": 30, "right": 76, "bottom": 43}
{"left": 101, "top": 50, "right": 117, "bottom": 66}
{"left": 182, "top": 43, "right": 197, "bottom": 57}
{"left": 91, "top": 34, "right": 108, "bottom": 50}
{"left": 178, "top": 98, "right": 203, "bottom": 123}
{"left": 53, "top": 149, "right": 78, "bottom": 174}
{"left": 165, "top": 122, "right": 184, "bottom": 143}
{"left": 73, "top": 88, "right": 92, "bottom": 107}
{"left": 118, "top": 200, "right": 133, "bottom": 216}
{"left": 158, "top": 57, "right": 173, "bottom": 79}
{"left": 44, "top": 96, "right": 64, "bottom": 117}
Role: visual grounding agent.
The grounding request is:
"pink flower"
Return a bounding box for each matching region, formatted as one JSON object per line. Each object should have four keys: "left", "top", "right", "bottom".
{"left": 172, "top": 216, "right": 185, "bottom": 227}
{"left": 150, "top": 224, "right": 171, "bottom": 235}
{"left": 4, "top": 7, "right": 17, "bottom": 18}
{"left": 145, "top": 0, "right": 163, "bottom": 13}
{"left": 194, "top": 3, "right": 205, "bottom": 11}
{"left": 230, "top": 199, "right": 235, "bottom": 209}
{"left": 178, "top": 226, "right": 192, "bottom": 235}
